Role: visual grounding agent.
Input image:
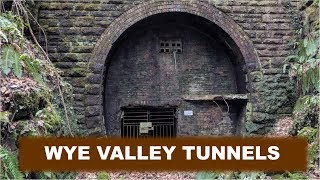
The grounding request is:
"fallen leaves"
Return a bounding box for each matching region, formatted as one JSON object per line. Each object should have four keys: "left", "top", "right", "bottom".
{"left": 0, "top": 76, "right": 38, "bottom": 110}
{"left": 270, "top": 117, "right": 293, "bottom": 136}
{"left": 75, "top": 171, "right": 196, "bottom": 180}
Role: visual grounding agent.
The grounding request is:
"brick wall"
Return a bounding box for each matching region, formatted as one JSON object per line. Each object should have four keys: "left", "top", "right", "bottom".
{"left": 104, "top": 14, "right": 240, "bottom": 135}
{"left": 35, "top": 0, "right": 300, "bottom": 135}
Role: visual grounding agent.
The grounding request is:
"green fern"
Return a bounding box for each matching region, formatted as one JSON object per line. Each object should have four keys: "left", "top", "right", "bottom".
{"left": 0, "top": 45, "right": 22, "bottom": 78}
{"left": 0, "top": 45, "right": 14, "bottom": 75}
{"left": 12, "top": 54, "right": 22, "bottom": 79}
{"left": 0, "top": 146, "right": 24, "bottom": 180}
{"left": 0, "top": 14, "right": 23, "bottom": 43}
{"left": 285, "top": 34, "right": 319, "bottom": 95}
{"left": 20, "top": 54, "right": 44, "bottom": 84}
{"left": 0, "top": 30, "right": 8, "bottom": 43}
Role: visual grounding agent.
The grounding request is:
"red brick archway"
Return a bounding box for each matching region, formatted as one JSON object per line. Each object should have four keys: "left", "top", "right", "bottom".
{"left": 85, "top": 0, "right": 259, "bottom": 134}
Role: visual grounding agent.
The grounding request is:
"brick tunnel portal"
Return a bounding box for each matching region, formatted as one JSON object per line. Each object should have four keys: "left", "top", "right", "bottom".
{"left": 104, "top": 13, "right": 247, "bottom": 137}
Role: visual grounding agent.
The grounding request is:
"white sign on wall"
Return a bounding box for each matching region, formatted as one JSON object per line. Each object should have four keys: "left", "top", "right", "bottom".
{"left": 184, "top": 110, "right": 193, "bottom": 116}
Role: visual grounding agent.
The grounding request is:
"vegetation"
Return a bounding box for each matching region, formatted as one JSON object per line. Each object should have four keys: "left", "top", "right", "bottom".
{"left": 0, "top": 0, "right": 78, "bottom": 179}
{"left": 196, "top": 171, "right": 267, "bottom": 180}
{"left": 97, "top": 171, "right": 111, "bottom": 180}
{"left": 285, "top": 0, "right": 319, "bottom": 178}
{"left": 284, "top": 0, "right": 319, "bottom": 136}
{"left": 0, "top": 146, "right": 24, "bottom": 179}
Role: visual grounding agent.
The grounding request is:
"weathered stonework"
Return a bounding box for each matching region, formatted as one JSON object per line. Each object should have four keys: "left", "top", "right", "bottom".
{"left": 35, "top": 0, "right": 300, "bottom": 135}
{"left": 104, "top": 14, "right": 245, "bottom": 136}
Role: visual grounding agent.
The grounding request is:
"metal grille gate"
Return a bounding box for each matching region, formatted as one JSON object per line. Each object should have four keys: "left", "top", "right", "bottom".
{"left": 121, "top": 108, "right": 176, "bottom": 138}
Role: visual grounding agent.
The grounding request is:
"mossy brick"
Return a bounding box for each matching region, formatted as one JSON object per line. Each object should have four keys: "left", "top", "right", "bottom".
{"left": 38, "top": 10, "right": 69, "bottom": 18}
{"left": 74, "top": 107, "right": 85, "bottom": 116}
{"left": 70, "top": 46, "right": 94, "bottom": 53}
{"left": 71, "top": 3, "right": 100, "bottom": 11}
{"left": 86, "top": 95, "right": 101, "bottom": 106}
{"left": 251, "top": 112, "right": 276, "bottom": 123}
{"left": 69, "top": 77, "right": 87, "bottom": 88}
{"left": 85, "top": 106, "right": 102, "bottom": 117}
{"left": 76, "top": 115, "right": 86, "bottom": 124}
{"left": 73, "top": 87, "right": 85, "bottom": 94}
{"left": 60, "top": 53, "right": 91, "bottom": 62}
{"left": 81, "top": 27, "right": 105, "bottom": 35}
{"left": 86, "top": 116, "right": 103, "bottom": 129}
{"left": 35, "top": 0, "right": 299, "bottom": 135}
{"left": 39, "top": 2, "right": 75, "bottom": 10}
{"left": 85, "top": 84, "right": 101, "bottom": 95}
{"left": 73, "top": 94, "right": 85, "bottom": 102}
{"left": 61, "top": 67, "right": 87, "bottom": 77}
{"left": 87, "top": 126, "right": 106, "bottom": 136}
{"left": 74, "top": 100, "right": 85, "bottom": 107}
{"left": 245, "top": 120, "right": 267, "bottom": 134}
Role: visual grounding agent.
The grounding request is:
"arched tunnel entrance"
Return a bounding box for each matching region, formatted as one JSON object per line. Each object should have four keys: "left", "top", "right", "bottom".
{"left": 103, "top": 12, "right": 248, "bottom": 137}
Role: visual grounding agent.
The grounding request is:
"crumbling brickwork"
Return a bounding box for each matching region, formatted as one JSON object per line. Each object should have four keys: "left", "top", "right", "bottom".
{"left": 35, "top": 0, "right": 300, "bottom": 135}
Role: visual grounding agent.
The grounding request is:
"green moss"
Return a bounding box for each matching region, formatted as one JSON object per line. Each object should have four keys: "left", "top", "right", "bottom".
{"left": 287, "top": 172, "right": 308, "bottom": 179}
{"left": 245, "top": 102, "right": 253, "bottom": 122}
{"left": 308, "top": 142, "right": 319, "bottom": 163}
{"left": 298, "top": 127, "right": 318, "bottom": 143}
{"left": 97, "top": 172, "right": 110, "bottom": 180}
{"left": 12, "top": 88, "right": 51, "bottom": 119}
{"left": 35, "top": 105, "right": 61, "bottom": 133}
{"left": 245, "top": 120, "right": 267, "bottom": 135}
{"left": 271, "top": 174, "right": 287, "bottom": 179}
{"left": 83, "top": 4, "right": 98, "bottom": 11}
{"left": 196, "top": 171, "right": 220, "bottom": 179}
{"left": 70, "top": 67, "right": 86, "bottom": 76}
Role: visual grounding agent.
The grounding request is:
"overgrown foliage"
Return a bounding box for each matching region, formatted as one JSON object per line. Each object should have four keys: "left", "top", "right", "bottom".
{"left": 0, "top": 1, "right": 78, "bottom": 179}
{"left": 0, "top": 146, "right": 24, "bottom": 179}
{"left": 0, "top": 12, "right": 24, "bottom": 44}
{"left": 196, "top": 171, "right": 267, "bottom": 180}
{"left": 284, "top": 0, "right": 320, "bottom": 135}
{"left": 283, "top": 0, "right": 319, "bottom": 178}
{"left": 0, "top": 45, "right": 22, "bottom": 78}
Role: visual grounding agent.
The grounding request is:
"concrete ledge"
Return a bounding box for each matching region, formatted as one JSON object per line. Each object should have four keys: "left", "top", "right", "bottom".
{"left": 182, "top": 94, "right": 248, "bottom": 101}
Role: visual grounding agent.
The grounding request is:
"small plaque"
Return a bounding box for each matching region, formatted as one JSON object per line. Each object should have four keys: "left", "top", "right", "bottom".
{"left": 184, "top": 110, "right": 193, "bottom": 116}
{"left": 139, "top": 122, "right": 152, "bottom": 134}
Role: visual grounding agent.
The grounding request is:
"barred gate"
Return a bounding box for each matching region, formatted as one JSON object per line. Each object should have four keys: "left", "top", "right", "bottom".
{"left": 121, "top": 108, "right": 176, "bottom": 138}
